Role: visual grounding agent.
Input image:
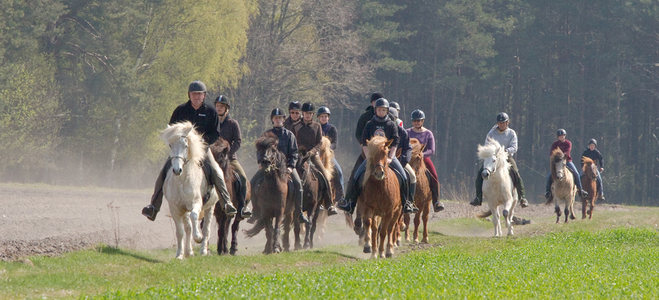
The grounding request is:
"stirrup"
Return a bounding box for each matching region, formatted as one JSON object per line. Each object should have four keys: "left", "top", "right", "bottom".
{"left": 433, "top": 201, "right": 445, "bottom": 212}
{"left": 327, "top": 205, "right": 338, "bottom": 216}
{"left": 403, "top": 202, "right": 419, "bottom": 214}
{"left": 224, "top": 204, "right": 237, "bottom": 217}
{"left": 239, "top": 206, "right": 252, "bottom": 218}
{"left": 299, "top": 212, "right": 310, "bottom": 224}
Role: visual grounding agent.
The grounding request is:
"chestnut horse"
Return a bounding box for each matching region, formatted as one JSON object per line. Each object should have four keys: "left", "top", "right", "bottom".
{"left": 580, "top": 157, "right": 598, "bottom": 220}
{"left": 359, "top": 136, "right": 402, "bottom": 258}
{"left": 546, "top": 148, "right": 576, "bottom": 223}
{"left": 210, "top": 138, "right": 250, "bottom": 255}
{"left": 403, "top": 138, "right": 432, "bottom": 243}
{"left": 244, "top": 133, "right": 294, "bottom": 254}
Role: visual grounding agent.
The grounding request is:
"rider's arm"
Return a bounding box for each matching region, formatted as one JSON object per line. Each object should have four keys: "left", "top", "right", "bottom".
{"left": 328, "top": 126, "right": 338, "bottom": 150}
{"left": 287, "top": 132, "right": 299, "bottom": 169}
{"left": 309, "top": 125, "right": 323, "bottom": 155}
{"left": 505, "top": 131, "right": 518, "bottom": 155}
{"left": 229, "top": 121, "right": 242, "bottom": 156}
{"left": 423, "top": 131, "right": 436, "bottom": 157}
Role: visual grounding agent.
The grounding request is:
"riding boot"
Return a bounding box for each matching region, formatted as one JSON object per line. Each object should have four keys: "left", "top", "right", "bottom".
{"left": 234, "top": 174, "right": 251, "bottom": 219}
{"left": 401, "top": 177, "right": 417, "bottom": 214}
{"left": 338, "top": 177, "right": 360, "bottom": 214}
{"left": 596, "top": 176, "right": 605, "bottom": 202}
{"left": 470, "top": 165, "right": 484, "bottom": 206}
{"left": 407, "top": 181, "right": 419, "bottom": 213}
{"left": 142, "top": 159, "right": 171, "bottom": 221}
{"left": 545, "top": 173, "right": 553, "bottom": 200}
{"left": 507, "top": 159, "right": 529, "bottom": 208}
{"left": 206, "top": 155, "right": 237, "bottom": 218}
{"left": 427, "top": 170, "right": 444, "bottom": 212}
{"left": 297, "top": 187, "right": 309, "bottom": 224}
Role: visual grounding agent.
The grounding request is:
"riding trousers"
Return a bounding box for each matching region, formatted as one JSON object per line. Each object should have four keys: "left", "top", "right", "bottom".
{"left": 332, "top": 156, "right": 345, "bottom": 200}
{"left": 545, "top": 161, "right": 584, "bottom": 192}
{"left": 354, "top": 156, "right": 407, "bottom": 182}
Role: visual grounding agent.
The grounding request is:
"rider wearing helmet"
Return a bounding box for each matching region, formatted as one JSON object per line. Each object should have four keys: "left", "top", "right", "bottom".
{"left": 545, "top": 129, "right": 589, "bottom": 200}
{"left": 470, "top": 112, "right": 529, "bottom": 208}
{"left": 406, "top": 109, "right": 445, "bottom": 212}
{"left": 249, "top": 108, "right": 309, "bottom": 224}
{"left": 389, "top": 101, "right": 403, "bottom": 127}
{"left": 581, "top": 139, "right": 605, "bottom": 201}
{"left": 142, "top": 81, "right": 237, "bottom": 221}
{"left": 214, "top": 95, "right": 251, "bottom": 218}
{"left": 316, "top": 106, "right": 345, "bottom": 207}
{"left": 293, "top": 102, "right": 337, "bottom": 215}
{"left": 338, "top": 98, "right": 418, "bottom": 214}
{"left": 284, "top": 101, "right": 302, "bottom": 131}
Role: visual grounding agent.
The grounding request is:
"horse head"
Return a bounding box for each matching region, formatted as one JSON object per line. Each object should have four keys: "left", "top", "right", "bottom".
{"left": 161, "top": 121, "right": 205, "bottom": 176}
{"left": 210, "top": 138, "right": 231, "bottom": 170}
{"left": 478, "top": 138, "right": 506, "bottom": 180}
{"left": 409, "top": 138, "right": 425, "bottom": 171}
{"left": 551, "top": 148, "right": 567, "bottom": 181}
{"left": 582, "top": 157, "right": 598, "bottom": 181}
{"left": 365, "top": 136, "right": 391, "bottom": 182}
{"left": 255, "top": 133, "right": 285, "bottom": 175}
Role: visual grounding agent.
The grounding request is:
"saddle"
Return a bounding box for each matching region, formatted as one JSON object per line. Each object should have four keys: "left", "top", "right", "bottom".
{"left": 389, "top": 166, "right": 409, "bottom": 204}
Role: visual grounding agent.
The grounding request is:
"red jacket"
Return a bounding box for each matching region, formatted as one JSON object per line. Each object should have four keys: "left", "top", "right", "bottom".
{"left": 550, "top": 139, "right": 573, "bottom": 162}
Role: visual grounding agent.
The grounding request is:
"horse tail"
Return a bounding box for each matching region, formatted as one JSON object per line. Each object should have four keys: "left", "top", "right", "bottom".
{"left": 545, "top": 196, "right": 554, "bottom": 205}
{"left": 476, "top": 210, "right": 492, "bottom": 218}
{"left": 244, "top": 218, "right": 266, "bottom": 238}
{"left": 343, "top": 211, "right": 355, "bottom": 228}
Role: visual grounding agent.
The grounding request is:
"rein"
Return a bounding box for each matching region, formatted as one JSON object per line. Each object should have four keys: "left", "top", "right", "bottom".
{"left": 170, "top": 155, "right": 189, "bottom": 166}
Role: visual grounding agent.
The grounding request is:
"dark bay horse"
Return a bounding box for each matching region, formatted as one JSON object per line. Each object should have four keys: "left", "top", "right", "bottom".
{"left": 403, "top": 138, "right": 432, "bottom": 243}
{"left": 359, "top": 136, "right": 402, "bottom": 258}
{"left": 210, "top": 138, "right": 250, "bottom": 255}
{"left": 580, "top": 157, "right": 598, "bottom": 220}
{"left": 244, "top": 133, "right": 294, "bottom": 254}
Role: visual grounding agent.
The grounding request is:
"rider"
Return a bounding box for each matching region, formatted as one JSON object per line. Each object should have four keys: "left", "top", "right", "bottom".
{"left": 338, "top": 98, "right": 418, "bottom": 214}
{"left": 389, "top": 107, "right": 419, "bottom": 212}
{"left": 470, "top": 112, "right": 529, "bottom": 208}
{"left": 250, "top": 108, "right": 309, "bottom": 224}
{"left": 316, "top": 106, "right": 345, "bottom": 208}
{"left": 581, "top": 139, "right": 605, "bottom": 201}
{"left": 293, "top": 102, "right": 337, "bottom": 215}
{"left": 406, "top": 109, "right": 445, "bottom": 212}
{"left": 284, "top": 101, "right": 302, "bottom": 131}
{"left": 544, "top": 129, "right": 589, "bottom": 199}
{"left": 214, "top": 95, "right": 251, "bottom": 218}
{"left": 142, "top": 81, "right": 237, "bottom": 221}
{"left": 389, "top": 101, "right": 403, "bottom": 127}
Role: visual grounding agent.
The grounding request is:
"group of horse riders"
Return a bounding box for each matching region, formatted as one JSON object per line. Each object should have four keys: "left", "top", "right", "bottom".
{"left": 141, "top": 80, "right": 606, "bottom": 223}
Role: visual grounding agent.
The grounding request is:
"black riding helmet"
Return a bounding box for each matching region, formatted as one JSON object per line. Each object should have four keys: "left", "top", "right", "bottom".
{"left": 270, "top": 108, "right": 285, "bottom": 118}
{"left": 374, "top": 98, "right": 389, "bottom": 108}
{"left": 317, "top": 106, "right": 331, "bottom": 116}
{"left": 214, "top": 95, "right": 230, "bottom": 108}
{"left": 389, "top": 101, "right": 400, "bottom": 110}
{"left": 496, "top": 112, "right": 509, "bottom": 122}
{"left": 301, "top": 102, "right": 315, "bottom": 112}
{"left": 557, "top": 129, "right": 567, "bottom": 136}
{"left": 288, "top": 101, "right": 301, "bottom": 111}
{"left": 411, "top": 109, "right": 425, "bottom": 120}
{"left": 371, "top": 92, "right": 384, "bottom": 102}
{"left": 188, "top": 80, "right": 207, "bottom": 93}
{"left": 588, "top": 139, "right": 597, "bottom": 145}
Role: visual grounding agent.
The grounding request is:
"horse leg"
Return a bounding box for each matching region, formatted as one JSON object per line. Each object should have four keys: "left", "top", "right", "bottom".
{"left": 272, "top": 215, "right": 282, "bottom": 253}
{"left": 200, "top": 207, "right": 213, "bottom": 256}
{"left": 385, "top": 214, "right": 398, "bottom": 258}
{"left": 190, "top": 203, "right": 203, "bottom": 244}
{"left": 229, "top": 216, "right": 240, "bottom": 255}
{"left": 413, "top": 210, "right": 421, "bottom": 243}
{"left": 309, "top": 207, "right": 320, "bottom": 249}
{"left": 421, "top": 207, "right": 430, "bottom": 243}
{"left": 403, "top": 213, "right": 411, "bottom": 242}
{"left": 183, "top": 212, "right": 193, "bottom": 258}
{"left": 293, "top": 213, "right": 302, "bottom": 251}
{"left": 303, "top": 216, "right": 312, "bottom": 249}
{"left": 371, "top": 218, "right": 379, "bottom": 259}
{"left": 569, "top": 198, "right": 576, "bottom": 220}
{"left": 363, "top": 216, "right": 372, "bottom": 254}
{"left": 283, "top": 213, "right": 292, "bottom": 252}
{"left": 492, "top": 208, "right": 501, "bottom": 237}
{"left": 589, "top": 197, "right": 594, "bottom": 219}
{"left": 554, "top": 203, "right": 561, "bottom": 224}
{"left": 380, "top": 217, "right": 389, "bottom": 258}
{"left": 173, "top": 213, "right": 185, "bottom": 259}
{"left": 215, "top": 211, "right": 227, "bottom": 255}
{"left": 582, "top": 198, "right": 588, "bottom": 219}
{"left": 264, "top": 218, "right": 273, "bottom": 254}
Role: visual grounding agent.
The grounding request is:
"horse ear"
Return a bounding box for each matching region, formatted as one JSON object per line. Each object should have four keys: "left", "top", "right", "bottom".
{"left": 385, "top": 139, "right": 394, "bottom": 148}
{"left": 420, "top": 144, "right": 426, "bottom": 152}
{"left": 182, "top": 126, "right": 193, "bottom": 137}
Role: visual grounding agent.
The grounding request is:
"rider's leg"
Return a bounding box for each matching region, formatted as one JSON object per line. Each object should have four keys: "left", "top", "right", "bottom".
{"left": 332, "top": 156, "right": 345, "bottom": 204}
{"left": 142, "top": 158, "right": 171, "bottom": 221}
{"left": 566, "top": 161, "right": 588, "bottom": 197}
{"left": 470, "top": 164, "right": 485, "bottom": 206}
{"left": 390, "top": 158, "right": 417, "bottom": 213}
{"left": 404, "top": 164, "right": 417, "bottom": 210}
{"left": 545, "top": 171, "right": 553, "bottom": 199}
{"left": 424, "top": 157, "right": 444, "bottom": 211}
{"left": 596, "top": 170, "right": 605, "bottom": 201}
{"left": 507, "top": 157, "right": 528, "bottom": 208}
{"left": 230, "top": 159, "right": 251, "bottom": 218}
{"left": 246, "top": 169, "right": 264, "bottom": 224}
{"left": 206, "top": 149, "right": 237, "bottom": 217}
{"left": 338, "top": 159, "right": 367, "bottom": 213}
{"left": 290, "top": 168, "right": 309, "bottom": 223}
{"left": 310, "top": 153, "right": 336, "bottom": 214}
{"left": 338, "top": 154, "right": 364, "bottom": 207}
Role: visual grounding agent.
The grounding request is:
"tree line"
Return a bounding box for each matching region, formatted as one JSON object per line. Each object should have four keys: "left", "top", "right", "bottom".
{"left": 1, "top": 0, "right": 657, "bottom": 205}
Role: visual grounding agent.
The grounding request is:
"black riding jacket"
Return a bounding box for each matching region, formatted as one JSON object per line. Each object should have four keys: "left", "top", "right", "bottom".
{"left": 218, "top": 113, "right": 242, "bottom": 161}
{"left": 361, "top": 115, "right": 399, "bottom": 148}
{"left": 261, "top": 126, "right": 299, "bottom": 169}
{"left": 355, "top": 106, "right": 375, "bottom": 143}
{"left": 170, "top": 100, "right": 220, "bottom": 145}
{"left": 397, "top": 125, "right": 411, "bottom": 167}
{"left": 581, "top": 148, "right": 604, "bottom": 169}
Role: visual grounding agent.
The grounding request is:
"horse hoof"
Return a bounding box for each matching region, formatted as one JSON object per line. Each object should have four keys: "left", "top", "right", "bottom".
{"left": 303, "top": 243, "right": 310, "bottom": 249}
{"left": 385, "top": 253, "right": 393, "bottom": 258}
{"left": 502, "top": 209, "right": 509, "bottom": 218}
{"left": 396, "top": 240, "right": 401, "bottom": 247}
{"left": 229, "top": 249, "right": 237, "bottom": 256}
{"left": 363, "top": 246, "right": 372, "bottom": 253}
{"left": 421, "top": 238, "right": 429, "bottom": 244}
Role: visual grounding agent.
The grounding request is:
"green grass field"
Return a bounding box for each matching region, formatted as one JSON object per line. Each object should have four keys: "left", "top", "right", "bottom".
{"left": 1, "top": 207, "right": 658, "bottom": 299}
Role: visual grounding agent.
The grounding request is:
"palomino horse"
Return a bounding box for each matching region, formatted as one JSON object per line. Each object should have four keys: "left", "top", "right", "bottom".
{"left": 580, "top": 157, "right": 598, "bottom": 220}
{"left": 244, "top": 133, "right": 294, "bottom": 254}
{"left": 293, "top": 139, "right": 334, "bottom": 250}
{"left": 403, "top": 138, "right": 432, "bottom": 243}
{"left": 475, "top": 138, "right": 517, "bottom": 237}
{"left": 310, "top": 137, "right": 336, "bottom": 240}
{"left": 210, "top": 138, "right": 250, "bottom": 255}
{"left": 546, "top": 148, "right": 576, "bottom": 223}
{"left": 161, "top": 121, "right": 218, "bottom": 259}
{"left": 359, "top": 136, "right": 402, "bottom": 258}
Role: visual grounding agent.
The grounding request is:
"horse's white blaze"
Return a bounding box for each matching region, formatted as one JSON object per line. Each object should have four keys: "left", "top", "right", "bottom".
{"left": 478, "top": 138, "right": 517, "bottom": 237}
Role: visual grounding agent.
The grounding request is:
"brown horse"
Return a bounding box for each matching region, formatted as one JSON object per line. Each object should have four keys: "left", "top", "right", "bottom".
{"left": 580, "top": 157, "right": 598, "bottom": 220}
{"left": 359, "top": 136, "right": 402, "bottom": 258}
{"left": 403, "top": 138, "right": 432, "bottom": 243}
{"left": 244, "top": 133, "right": 295, "bottom": 254}
{"left": 210, "top": 138, "right": 250, "bottom": 255}
{"left": 547, "top": 148, "right": 576, "bottom": 223}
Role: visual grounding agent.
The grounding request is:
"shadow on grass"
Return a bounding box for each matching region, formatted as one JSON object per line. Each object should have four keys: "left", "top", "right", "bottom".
{"left": 310, "top": 249, "right": 360, "bottom": 261}
{"left": 97, "top": 245, "right": 164, "bottom": 263}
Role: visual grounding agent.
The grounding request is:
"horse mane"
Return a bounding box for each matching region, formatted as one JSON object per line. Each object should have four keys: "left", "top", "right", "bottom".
{"left": 210, "top": 138, "right": 234, "bottom": 179}
{"left": 319, "top": 136, "right": 334, "bottom": 182}
{"left": 255, "top": 132, "right": 287, "bottom": 179}
{"left": 255, "top": 132, "right": 279, "bottom": 152}
{"left": 363, "top": 136, "right": 389, "bottom": 185}
{"left": 581, "top": 156, "right": 594, "bottom": 171}
{"left": 477, "top": 138, "right": 510, "bottom": 174}
{"left": 160, "top": 121, "right": 207, "bottom": 166}
{"left": 550, "top": 148, "right": 565, "bottom": 179}
{"left": 409, "top": 138, "right": 426, "bottom": 172}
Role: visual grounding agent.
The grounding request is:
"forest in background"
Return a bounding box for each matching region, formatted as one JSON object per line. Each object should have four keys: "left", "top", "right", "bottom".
{"left": 1, "top": 0, "right": 658, "bottom": 205}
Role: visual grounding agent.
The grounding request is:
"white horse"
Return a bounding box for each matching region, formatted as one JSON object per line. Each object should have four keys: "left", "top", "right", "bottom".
{"left": 161, "top": 121, "right": 219, "bottom": 259}
{"left": 476, "top": 138, "right": 517, "bottom": 237}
